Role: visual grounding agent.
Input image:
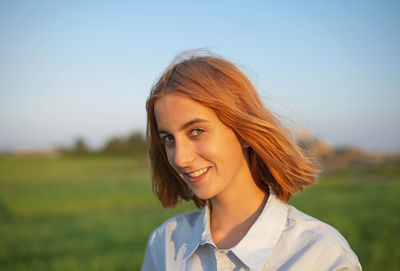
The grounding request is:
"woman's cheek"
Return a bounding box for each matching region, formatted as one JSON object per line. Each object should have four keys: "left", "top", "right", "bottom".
{"left": 165, "top": 148, "right": 175, "bottom": 167}
{"left": 196, "top": 141, "right": 217, "bottom": 161}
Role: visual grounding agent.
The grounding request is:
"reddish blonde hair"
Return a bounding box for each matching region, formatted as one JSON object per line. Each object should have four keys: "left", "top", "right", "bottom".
{"left": 146, "top": 51, "right": 318, "bottom": 208}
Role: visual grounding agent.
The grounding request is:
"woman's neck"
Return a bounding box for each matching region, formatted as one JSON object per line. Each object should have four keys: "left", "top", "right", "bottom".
{"left": 209, "top": 182, "right": 268, "bottom": 249}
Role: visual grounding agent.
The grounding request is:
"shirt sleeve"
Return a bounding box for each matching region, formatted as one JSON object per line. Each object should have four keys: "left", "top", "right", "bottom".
{"left": 309, "top": 231, "right": 362, "bottom": 271}
{"left": 141, "top": 231, "right": 159, "bottom": 271}
{"left": 331, "top": 262, "right": 362, "bottom": 271}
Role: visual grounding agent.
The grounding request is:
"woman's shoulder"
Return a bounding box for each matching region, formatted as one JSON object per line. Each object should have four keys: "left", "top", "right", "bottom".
{"left": 147, "top": 210, "right": 203, "bottom": 246}
{"left": 142, "top": 210, "right": 204, "bottom": 271}
{"left": 272, "top": 204, "right": 362, "bottom": 270}
{"left": 154, "top": 210, "right": 202, "bottom": 232}
{"left": 286, "top": 205, "right": 353, "bottom": 251}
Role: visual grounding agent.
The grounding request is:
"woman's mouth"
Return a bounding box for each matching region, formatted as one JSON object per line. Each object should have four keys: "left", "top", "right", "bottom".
{"left": 186, "top": 167, "right": 210, "bottom": 183}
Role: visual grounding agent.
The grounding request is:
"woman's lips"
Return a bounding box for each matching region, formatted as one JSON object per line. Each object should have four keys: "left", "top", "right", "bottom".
{"left": 186, "top": 167, "right": 210, "bottom": 183}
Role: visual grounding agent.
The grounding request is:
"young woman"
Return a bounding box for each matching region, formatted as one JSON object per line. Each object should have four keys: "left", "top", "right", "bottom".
{"left": 141, "top": 51, "right": 361, "bottom": 271}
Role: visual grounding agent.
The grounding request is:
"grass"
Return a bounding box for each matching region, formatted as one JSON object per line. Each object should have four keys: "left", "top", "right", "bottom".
{"left": 0, "top": 156, "right": 399, "bottom": 270}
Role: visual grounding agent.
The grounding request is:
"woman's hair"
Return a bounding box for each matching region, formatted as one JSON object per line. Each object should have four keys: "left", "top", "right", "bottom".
{"left": 146, "top": 50, "right": 318, "bottom": 208}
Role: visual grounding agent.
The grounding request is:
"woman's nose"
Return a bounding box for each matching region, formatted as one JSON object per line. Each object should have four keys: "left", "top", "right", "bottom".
{"left": 173, "top": 139, "right": 194, "bottom": 168}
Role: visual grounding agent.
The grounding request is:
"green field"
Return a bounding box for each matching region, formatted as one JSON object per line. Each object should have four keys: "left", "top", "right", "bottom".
{"left": 0, "top": 156, "right": 399, "bottom": 270}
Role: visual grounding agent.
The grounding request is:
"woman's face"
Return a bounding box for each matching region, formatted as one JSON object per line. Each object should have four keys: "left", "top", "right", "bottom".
{"left": 154, "top": 94, "right": 253, "bottom": 200}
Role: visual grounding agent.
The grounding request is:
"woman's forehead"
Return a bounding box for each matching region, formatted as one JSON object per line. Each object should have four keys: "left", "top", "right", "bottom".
{"left": 154, "top": 94, "right": 217, "bottom": 132}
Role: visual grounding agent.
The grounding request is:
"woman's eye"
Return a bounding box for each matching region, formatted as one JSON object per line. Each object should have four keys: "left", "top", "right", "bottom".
{"left": 161, "top": 134, "right": 174, "bottom": 143}
{"left": 190, "top": 129, "right": 204, "bottom": 136}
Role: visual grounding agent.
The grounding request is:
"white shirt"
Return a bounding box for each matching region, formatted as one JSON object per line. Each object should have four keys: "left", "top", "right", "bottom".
{"left": 141, "top": 194, "right": 362, "bottom": 271}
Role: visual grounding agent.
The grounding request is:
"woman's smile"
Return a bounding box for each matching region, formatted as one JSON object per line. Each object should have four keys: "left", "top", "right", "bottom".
{"left": 186, "top": 166, "right": 209, "bottom": 178}
{"left": 185, "top": 166, "right": 211, "bottom": 183}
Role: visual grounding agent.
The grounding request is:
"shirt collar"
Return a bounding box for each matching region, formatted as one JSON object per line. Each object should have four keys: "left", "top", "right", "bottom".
{"left": 183, "top": 194, "right": 288, "bottom": 271}
{"left": 232, "top": 194, "right": 288, "bottom": 271}
{"left": 182, "top": 204, "right": 214, "bottom": 260}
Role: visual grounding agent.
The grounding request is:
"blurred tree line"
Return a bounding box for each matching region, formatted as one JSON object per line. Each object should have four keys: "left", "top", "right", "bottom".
{"left": 60, "top": 131, "right": 147, "bottom": 158}
{"left": 294, "top": 129, "right": 387, "bottom": 172}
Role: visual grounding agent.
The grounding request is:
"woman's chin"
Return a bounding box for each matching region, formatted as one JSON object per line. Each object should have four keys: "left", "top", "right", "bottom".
{"left": 192, "top": 189, "right": 214, "bottom": 201}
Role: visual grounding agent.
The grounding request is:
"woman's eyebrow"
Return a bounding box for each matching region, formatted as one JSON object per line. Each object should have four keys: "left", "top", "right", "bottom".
{"left": 179, "top": 118, "right": 209, "bottom": 130}
{"left": 158, "top": 118, "right": 209, "bottom": 134}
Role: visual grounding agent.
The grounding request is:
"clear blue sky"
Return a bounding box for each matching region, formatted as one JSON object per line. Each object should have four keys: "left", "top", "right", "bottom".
{"left": 1, "top": 0, "right": 399, "bottom": 152}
